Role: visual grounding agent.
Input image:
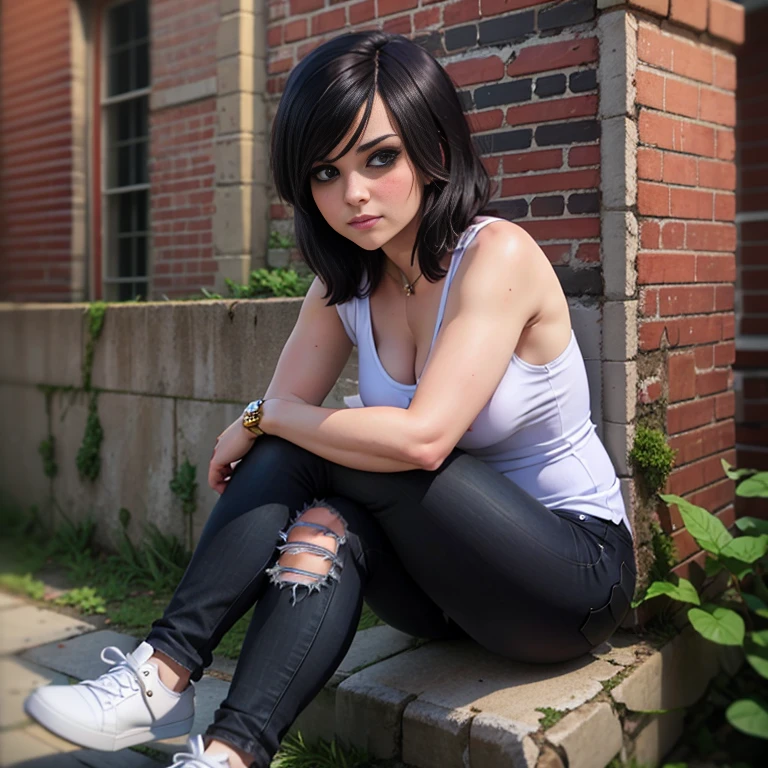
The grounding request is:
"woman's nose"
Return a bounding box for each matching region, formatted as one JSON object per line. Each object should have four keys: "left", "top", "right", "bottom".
{"left": 343, "top": 172, "right": 369, "bottom": 205}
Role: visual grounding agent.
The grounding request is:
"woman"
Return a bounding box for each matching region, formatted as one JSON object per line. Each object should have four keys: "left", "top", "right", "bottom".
{"left": 25, "top": 30, "right": 636, "bottom": 768}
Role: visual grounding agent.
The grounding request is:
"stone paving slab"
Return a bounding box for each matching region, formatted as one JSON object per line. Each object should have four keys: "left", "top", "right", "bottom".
{"left": 0, "top": 594, "right": 24, "bottom": 610}
{"left": 547, "top": 700, "right": 622, "bottom": 768}
{"left": 21, "top": 630, "right": 137, "bottom": 681}
{"left": 0, "top": 727, "right": 83, "bottom": 768}
{"left": 0, "top": 658, "right": 69, "bottom": 729}
{"left": 0, "top": 607, "right": 94, "bottom": 655}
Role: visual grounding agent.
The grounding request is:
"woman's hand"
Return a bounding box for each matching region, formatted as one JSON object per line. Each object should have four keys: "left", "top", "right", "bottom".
{"left": 208, "top": 417, "right": 258, "bottom": 494}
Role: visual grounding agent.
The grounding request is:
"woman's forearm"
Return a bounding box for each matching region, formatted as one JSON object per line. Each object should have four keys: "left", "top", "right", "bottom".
{"left": 260, "top": 398, "right": 429, "bottom": 473}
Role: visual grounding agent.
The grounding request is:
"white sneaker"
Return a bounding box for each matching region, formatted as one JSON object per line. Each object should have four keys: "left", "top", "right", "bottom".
{"left": 24, "top": 641, "right": 195, "bottom": 751}
{"left": 168, "top": 736, "right": 230, "bottom": 767}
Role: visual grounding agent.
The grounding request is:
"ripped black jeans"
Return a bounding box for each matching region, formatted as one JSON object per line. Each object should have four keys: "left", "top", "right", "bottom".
{"left": 146, "top": 435, "right": 636, "bottom": 766}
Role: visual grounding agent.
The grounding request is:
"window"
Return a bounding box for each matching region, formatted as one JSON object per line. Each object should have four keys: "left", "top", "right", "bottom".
{"left": 102, "top": 0, "right": 150, "bottom": 300}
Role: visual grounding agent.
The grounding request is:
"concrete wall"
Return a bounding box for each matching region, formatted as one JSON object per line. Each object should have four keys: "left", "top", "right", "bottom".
{"left": 0, "top": 300, "right": 357, "bottom": 550}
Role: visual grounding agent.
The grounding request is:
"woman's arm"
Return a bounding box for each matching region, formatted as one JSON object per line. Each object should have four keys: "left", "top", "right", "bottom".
{"left": 260, "top": 398, "right": 431, "bottom": 472}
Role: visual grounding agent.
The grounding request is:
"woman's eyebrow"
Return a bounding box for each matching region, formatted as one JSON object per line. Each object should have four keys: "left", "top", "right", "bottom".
{"left": 317, "top": 134, "right": 399, "bottom": 164}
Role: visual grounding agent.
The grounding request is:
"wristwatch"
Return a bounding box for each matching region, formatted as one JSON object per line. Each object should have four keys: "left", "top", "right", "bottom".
{"left": 242, "top": 399, "right": 265, "bottom": 436}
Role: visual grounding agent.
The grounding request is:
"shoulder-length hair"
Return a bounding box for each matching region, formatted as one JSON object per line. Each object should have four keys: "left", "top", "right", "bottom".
{"left": 270, "top": 30, "right": 492, "bottom": 305}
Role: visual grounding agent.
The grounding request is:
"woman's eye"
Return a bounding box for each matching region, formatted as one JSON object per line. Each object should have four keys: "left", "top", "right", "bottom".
{"left": 311, "top": 149, "right": 400, "bottom": 183}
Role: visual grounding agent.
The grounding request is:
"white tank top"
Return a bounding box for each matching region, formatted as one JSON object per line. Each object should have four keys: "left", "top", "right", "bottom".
{"left": 335, "top": 216, "right": 632, "bottom": 536}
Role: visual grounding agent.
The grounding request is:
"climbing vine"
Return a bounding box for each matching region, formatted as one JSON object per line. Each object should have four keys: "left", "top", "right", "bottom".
{"left": 37, "top": 385, "right": 58, "bottom": 480}
{"left": 77, "top": 302, "right": 108, "bottom": 482}
{"left": 169, "top": 457, "right": 198, "bottom": 551}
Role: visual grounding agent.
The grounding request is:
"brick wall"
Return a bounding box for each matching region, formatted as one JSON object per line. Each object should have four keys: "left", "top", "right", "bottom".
{"left": 631, "top": 0, "right": 744, "bottom": 582}
{"left": 148, "top": 0, "right": 219, "bottom": 298}
{"left": 267, "top": 0, "right": 604, "bottom": 297}
{"left": 0, "top": 0, "right": 74, "bottom": 300}
{"left": 735, "top": 1, "right": 768, "bottom": 515}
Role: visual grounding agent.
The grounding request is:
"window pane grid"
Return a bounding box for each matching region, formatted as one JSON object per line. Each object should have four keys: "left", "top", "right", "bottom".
{"left": 103, "top": 0, "right": 150, "bottom": 302}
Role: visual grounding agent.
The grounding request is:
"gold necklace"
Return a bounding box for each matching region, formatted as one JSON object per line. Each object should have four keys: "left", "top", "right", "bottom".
{"left": 385, "top": 265, "right": 424, "bottom": 296}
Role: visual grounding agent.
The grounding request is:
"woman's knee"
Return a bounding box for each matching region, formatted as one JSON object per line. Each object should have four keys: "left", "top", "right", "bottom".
{"left": 264, "top": 499, "right": 349, "bottom": 606}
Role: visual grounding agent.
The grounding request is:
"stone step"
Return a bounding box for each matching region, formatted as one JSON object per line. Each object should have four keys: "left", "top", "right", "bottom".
{"left": 5, "top": 596, "right": 738, "bottom": 768}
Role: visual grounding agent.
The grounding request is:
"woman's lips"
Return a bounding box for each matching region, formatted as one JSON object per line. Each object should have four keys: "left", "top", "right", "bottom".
{"left": 349, "top": 217, "right": 382, "bottom": 230}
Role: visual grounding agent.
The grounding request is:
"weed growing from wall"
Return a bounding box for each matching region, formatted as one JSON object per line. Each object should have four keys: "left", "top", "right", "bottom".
{"left": 630, "top": 425, "right": 677, "bottom": 497}
{"left": 170, "top": 457, "right": 198, "bottom": 551}
{"left": 77, "top": 303, "right": 107, "bottom": 482}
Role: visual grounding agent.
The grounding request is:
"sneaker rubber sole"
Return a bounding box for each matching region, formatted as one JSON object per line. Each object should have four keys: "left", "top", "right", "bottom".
{"left": 24, "top": 691, "right": 194, "bottom": 751}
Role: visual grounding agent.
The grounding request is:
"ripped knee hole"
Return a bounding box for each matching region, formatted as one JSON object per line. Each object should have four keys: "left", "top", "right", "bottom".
{"left": 264, "top": 499, "right": 348, "bottom": 605}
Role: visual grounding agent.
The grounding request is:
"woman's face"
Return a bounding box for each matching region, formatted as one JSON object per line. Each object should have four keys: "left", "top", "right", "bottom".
{"left": 309, "top": 92, "right": 428, "bottom": 251}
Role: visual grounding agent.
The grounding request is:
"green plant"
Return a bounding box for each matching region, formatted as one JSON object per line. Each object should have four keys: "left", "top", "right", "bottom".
{"left": 170, "top": 458, "right": 198, "bottom": 551}
{"left": 633, "top": 459, "right": 768, "bottom": 741}
{"left": 648, "top": 517, "right": 678, "bottom": 583}
{"left": 630, "top": 425, "right": 677, "bottom": 496}
{"left": 225, "top": 268, "right": 313, "bottom": 299}
{"left": 271, "top": 732, "right": 370, "bottom": 768}
{"left": 535, "top": 706, "right": 567, "bottom": 729}
{"left": 268, "top": 230, "right": 296, "bottom": 250}
{"left": 38, "top": 436, "right": 58, "bottom": 479}
{"left": 0, "top": 572, "right": 45, "bottom": 600}
{"left": 54, "top": 586, "right": 107, "bottom": 615}
{"left": 76, "top": 393, "right": 104, "bottom": 481}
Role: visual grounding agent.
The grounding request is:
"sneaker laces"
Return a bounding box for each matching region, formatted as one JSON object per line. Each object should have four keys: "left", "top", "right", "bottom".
{"left": 170, "top": 736, "right": 230, "bottom": 768}
{"left": 80, "top": 646, "right": 145, "bottom": 706}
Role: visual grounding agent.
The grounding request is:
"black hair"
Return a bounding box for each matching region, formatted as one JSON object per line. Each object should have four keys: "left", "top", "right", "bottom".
{"left": 270, "top": 30, "right": 492, "bottom": 305}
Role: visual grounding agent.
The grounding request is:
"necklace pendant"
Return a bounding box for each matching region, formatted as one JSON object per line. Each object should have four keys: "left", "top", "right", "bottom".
{"left": 405, "top": 284, "right": 413, "bottom": 297}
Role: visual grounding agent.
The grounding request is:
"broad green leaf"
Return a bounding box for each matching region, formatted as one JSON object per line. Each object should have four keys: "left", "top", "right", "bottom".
{"left": 726, "top": 698, "right": 768, "bottom": 740}
{"left": 737, "top": 472, "right": 768, "bottom": 498}
{"left": 660, "top": 494, "right": 733, "bottom": 554}
{"left": 746, "top": 637, "right": 768, "bottom": 680}
{"left": 721, "top": 459, "right": 756, "bottom": 481}
{"left": 720, "top": 535, "right": 768, "bottom": 564}
{"left": 735, "top": 516, "right": 768, "bottom": 537}
{"left": 704, "top": 555, "right": 724, "bottom": 577}
{"left": 719, "top": 555, "right": 754, "bottom": 580}
{"left": 744, "top": 594, "right": 768, "bottom": 619}
{"left": 687, "top": 603, "right": 745, "bottom": 646}
{"left": 643, "top": 578, "right": 700, "bottom": 606}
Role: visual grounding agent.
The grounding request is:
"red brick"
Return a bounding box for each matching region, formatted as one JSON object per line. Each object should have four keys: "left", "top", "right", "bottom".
{"left": 709, "top": 0, "right": 745, "bottom": 45}
{"left": 445, "top": 0, "right": 481, "bottom": 26}
{"left": 568, "top": 145, "right": 599, "bottom": 167}
{"left": 414, "top": 6, "right": 440, "bottom": 29}
{"left": 700, "top": 87, "right": 736, "bottom": 127}
{"left": 667, "top": 397, "right": 715, "bottom": 436}
{"left": 669, "top": 0, "right": 708, "bottom": 31}
{"left": 501, "top": 169, "right": 599, "bottom": 196}
{"left": 503, "top": 149, "right": 562, "bottom": 174}
{"left": 637, "top": 252, "right": 695, "bottom": 284}
{"left": 714, "top": 341, "right": 735, "bottom": 366}
{"left": 713, "top": 51, "right": 737, "bottom": 91}
{"left": 639, "top": 112, "right": 715, "bottom": 157}
{"left": 694, "top": 344, "right": 714, "bottom": 370}
{"left": 661, "top": 221, "right": 686, "bottom": 249}
{"left": 665, "top": 78, "right": 699, "bottom": 120}
{"left": 639, "top": 379, "right": 663, "bottom": 403}
{"left": 668, "top": 353, "right": 697, "bottom": 401}
{"left": 670, "top": 188, "right": 713, "bottom": 220}
{"left": 637, "top": 148, "right": 663, "bottom": 181}
{"left": 662, "top": 152, "right": 697, "bottom": 186}
{"left": 348, "top": 0, "right": 374, "bottom": 23}
{"left": 518, "top": 217, "right": 599, "bottom": 241}
{"left": 714, "top": 285, "right": 734, "bottom": 312}
{"left": 641, "top": 288, "right": 659, "bottom": 316}
{"left": 686, "top": 222, "right": 736, "bottom": 252}
{"left": 467, "top": 109, "right": 504, "bottom": 133}
{"left": 638, "top": 182, "right": 670, "bottom": 216}
{"left": 638, "top": 25, "right": 714, "bottom": 84}
{"left": 714, "top": 193, "right": 735, "bottom": 222}
{"left": 641, "top": 220, "right": 661, "bottom": 249}
{"left": 575, "top": 243, "right": 600, "bottom": 263}
{"left": 723, "top": 313, "right": 735, "bottom": 340}
{"left": 716, "top": 391, "right": 735, "bottom": 418}
{"left": 666, "top": 450, "right": 735, "bottom": 499}
{"left": 312, "top": 9, "right": 346, "bottom": 35}
{"left": 697, "top": 369, "right": 729, "bottom": 396}
{"left": 507, "top": 37, "right": 598, "bottom": 77}
{"left": 659, "top": 286, "right": 715, "bottom": 317}
{"left": 379, "top": 0, "right": 417, "bottom": 14}
{"left": 696, "top": 255, "right": 736, "bottom": 283}
{"left": 636, "top": 69, "right": 665, "bottom": 110}
{"left": 628, "top": 0, "right": 669, "bottom": 15}
{"left": 446, "top": 56, "right": 505, "bottom": 87}
{"left": 268, "top": 25, "right": 282, "bottom": 47}
{"left": 698, "top": 159, "right": 736, "bottom": 190}
{"left": 668, "top": 420, "right": 734, "bottom": 466}
{"left": 715, "top": 129, "right": 736, "bottom": 161}
{"left": 670, "top": 549, "right": 708, "bottom": 583}
{"left": 506, "top": 94, "right": 597, "bottom": 126}
{"left": 481, "top": 0, "right": 544, "bottom": 17}
{"left": 541, "top": 244, "right": 571, "bottom": 265}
